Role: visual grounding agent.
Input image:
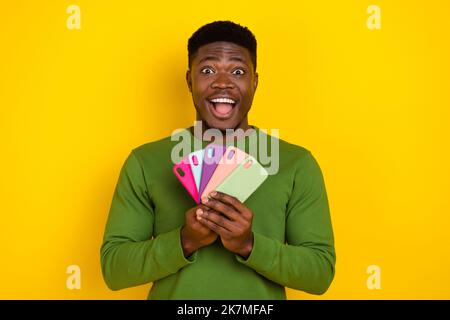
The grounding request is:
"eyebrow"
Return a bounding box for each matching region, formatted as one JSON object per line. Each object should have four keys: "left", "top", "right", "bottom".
{"left": 198, "top": 55, "right": 247, "bottom": 65}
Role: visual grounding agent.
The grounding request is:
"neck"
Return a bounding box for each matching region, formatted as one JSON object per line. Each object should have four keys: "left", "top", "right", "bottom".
{"left": 191, "top": 118, "right": 253, "bottom": 143}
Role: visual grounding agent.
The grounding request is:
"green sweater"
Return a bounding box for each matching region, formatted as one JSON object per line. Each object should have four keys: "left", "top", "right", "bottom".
{"left": 100, "top": 126, "right": 335, "bottom": 299}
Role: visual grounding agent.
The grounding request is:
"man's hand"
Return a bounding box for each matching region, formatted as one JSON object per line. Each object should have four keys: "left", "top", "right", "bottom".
{"left": 198, "top": 191, "right": 254, "bottom": 259}
{"left": 181, "top": 205, "right": 218, "bottom": 258}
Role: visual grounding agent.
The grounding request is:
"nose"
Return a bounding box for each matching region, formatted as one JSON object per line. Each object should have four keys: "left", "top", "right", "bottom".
{"left": 211, "top": 72, "right": 234, "bottom": 89}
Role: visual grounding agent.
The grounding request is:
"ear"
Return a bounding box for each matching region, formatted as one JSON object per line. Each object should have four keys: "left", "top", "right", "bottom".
{"left": 254, "top": 72, "right": 259, "bottom": 91}
{"left": 186, "top": 70, "right": 192, "bottom": 93}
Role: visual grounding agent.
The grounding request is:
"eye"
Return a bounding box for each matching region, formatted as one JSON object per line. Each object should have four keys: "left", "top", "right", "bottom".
{"left": 200, "top": 67, "right": 215, "bottom": 75}
{"left": 232, "top": 68, "right": 245, "bottom": 75}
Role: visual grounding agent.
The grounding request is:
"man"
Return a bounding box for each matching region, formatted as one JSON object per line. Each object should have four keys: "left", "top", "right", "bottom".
{"left": 101, "top": 21, "right": 336, "bottom": 299}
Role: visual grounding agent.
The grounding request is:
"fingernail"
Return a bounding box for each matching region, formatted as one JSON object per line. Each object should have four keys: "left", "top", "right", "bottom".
{"left": 196, "top": 208, "right": 203, "bottom": 215}
{"left": 202, "top": 197, "right": 209, "bottom": 204}
{"left": 210, "top": 191, "right": 217, "bottom": 197}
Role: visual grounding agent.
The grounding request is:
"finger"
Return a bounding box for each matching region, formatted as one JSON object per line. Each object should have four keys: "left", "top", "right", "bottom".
{"left": 195, "top": 206, "right": 216, "bottom": 219}
{"left": 198, "top": 215, "right": 231, "bottom": 237}
{"left": 201, "top": 210, "right": 238, "bottom": 233}
{"left": 208, "top": 191, "right": 251, "bottom": 219}
{"left": 195, "top": 207, "right": 208, "bottom": 222}
{"left": 195, "top": 207, "right": 216, "bottom": 223}
{"left": 201, "top": 197, "right": 243, "bottom": 222}
{"left": 192, "top": 209, "right": 213, "bottom": 232}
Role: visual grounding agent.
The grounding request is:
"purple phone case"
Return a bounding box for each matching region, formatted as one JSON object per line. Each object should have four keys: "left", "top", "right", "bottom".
{"left": 199, "top": 144, "right": 227, "bottom": 200}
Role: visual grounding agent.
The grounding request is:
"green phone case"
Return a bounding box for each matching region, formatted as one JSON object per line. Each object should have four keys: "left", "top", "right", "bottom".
{"left": 215, "top": 155, "right": 268, "bottom": 203}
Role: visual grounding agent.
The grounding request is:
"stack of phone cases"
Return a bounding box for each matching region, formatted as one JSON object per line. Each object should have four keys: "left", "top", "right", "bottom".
{"left": 173, "top": 144, "right": 268, "bottom": 204}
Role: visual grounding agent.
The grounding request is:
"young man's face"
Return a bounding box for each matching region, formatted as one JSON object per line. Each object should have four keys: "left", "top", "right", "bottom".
{"left": 186, "top": 41, "right": 258, "bottom": 132}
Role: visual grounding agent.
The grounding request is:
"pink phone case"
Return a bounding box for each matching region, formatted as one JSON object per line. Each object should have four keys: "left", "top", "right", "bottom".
{"left": 173, "top": 157, "right": 199, "bottom": 204}
{"left": 201, "top": 146, "right": 248, "bottom": 203}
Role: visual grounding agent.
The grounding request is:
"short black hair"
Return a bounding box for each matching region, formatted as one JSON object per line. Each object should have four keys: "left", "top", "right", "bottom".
{"left": 188, "top": 20, "right": 257, "bottom": 71}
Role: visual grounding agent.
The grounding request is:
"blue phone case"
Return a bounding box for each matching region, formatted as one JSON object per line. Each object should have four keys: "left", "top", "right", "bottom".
{"left": 187, "top": 149, "right": 205, "bottom": 194}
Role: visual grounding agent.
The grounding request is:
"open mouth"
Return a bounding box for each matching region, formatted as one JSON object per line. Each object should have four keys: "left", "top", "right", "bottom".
{"left": 207, "top": 97, "right": 237, "bottom": 120}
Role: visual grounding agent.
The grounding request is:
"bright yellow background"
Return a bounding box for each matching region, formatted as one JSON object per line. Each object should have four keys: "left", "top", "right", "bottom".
{"left": 1, "top": 0, "right": 449, "bottom": 299}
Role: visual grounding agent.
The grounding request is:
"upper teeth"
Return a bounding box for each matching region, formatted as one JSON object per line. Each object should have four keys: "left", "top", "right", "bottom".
{"left": 210, "top": 98, "right": 235, "bottom": 104}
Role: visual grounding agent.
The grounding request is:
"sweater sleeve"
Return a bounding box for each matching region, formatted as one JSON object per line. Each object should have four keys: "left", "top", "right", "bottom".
{"left": 100, "top": 151, "right": 196, "bottom": 291}
{"left": 236, "top": 150, "right": 336, "bottom": 295}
